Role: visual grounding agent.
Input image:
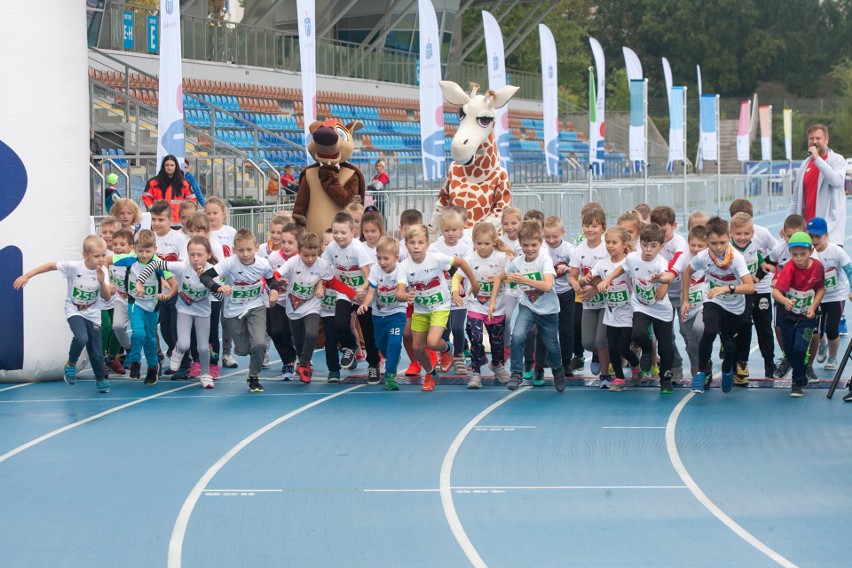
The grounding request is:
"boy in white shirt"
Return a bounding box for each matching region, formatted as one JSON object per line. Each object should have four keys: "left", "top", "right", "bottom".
{"left": 201, "top": 228, "right": 281, "bottom": 393}
{"left": 14, "top": 235, "right": 113, "bottom": 393}
{"left": 544, "top": 216, "right": 576, "bottom": 379}
{"left": 491, "top": 221, "right": 567, "bottom": 392}
{"left": 680, "top": 217, "right": 755, "bottom": 394}
{"left": 598, "top": 223, "right": 677, "bottom": 393}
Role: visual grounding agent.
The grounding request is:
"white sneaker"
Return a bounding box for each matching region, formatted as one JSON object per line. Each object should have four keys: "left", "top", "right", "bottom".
{"left": 816, "top": 342, "right": 827, "bottom": 363}
{"left": 467, "top": 374, "right": 482, "bottom": 389}
{"left": 199, "top": 374, "right": 215, "bottom": 389}
{"left": 222, "top": 354, "right": 238, "bottom": 368}
{"left": 825, "top": 356, "right": 838, "bottom": 370}
{"left": 489, "top": 362, "right": 511, "bottom": 384}
{"left": 169, "top": 351, "right": 183, "bottom": 372}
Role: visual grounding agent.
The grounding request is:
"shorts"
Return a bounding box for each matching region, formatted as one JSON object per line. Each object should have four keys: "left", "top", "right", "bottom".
{"left": 411, "top": 309, "right": 450, "bottom": 333}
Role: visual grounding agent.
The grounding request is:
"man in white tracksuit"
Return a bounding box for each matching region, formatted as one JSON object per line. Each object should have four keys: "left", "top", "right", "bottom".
{"left": 788, "top": 123, "right": 847, "bottom": 246}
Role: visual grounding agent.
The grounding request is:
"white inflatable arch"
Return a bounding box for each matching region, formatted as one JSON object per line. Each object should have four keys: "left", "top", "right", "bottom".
{"left": 1, "top": 1, "right": 90, "bottom": 381}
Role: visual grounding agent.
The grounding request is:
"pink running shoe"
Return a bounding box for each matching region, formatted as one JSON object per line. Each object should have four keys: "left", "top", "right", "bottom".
{"left": 630, "top": 366, "right": 642, "bottom": 385}
{"left": 209, "top": 364, "right": 221, "bottom": 379}
{"left": 189, "top": 362, "right": 201, "bottom": 379}
{"left": 610, "top": 377, "right": 626, "bottom": 391}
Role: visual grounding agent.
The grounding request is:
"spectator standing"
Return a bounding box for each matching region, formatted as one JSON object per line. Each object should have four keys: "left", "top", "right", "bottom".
{"left": 183, "top": 160, "right": 206, "bottom": 206}
{"left": 142, "top": 154, "right": 196, "bottom": 223}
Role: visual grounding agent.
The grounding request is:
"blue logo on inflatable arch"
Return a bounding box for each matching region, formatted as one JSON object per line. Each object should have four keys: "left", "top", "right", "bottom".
{"left": 304, "top": 16, "right": 311, "bottom": 37}
{"left": 0, "top": 139, "right": 27, "bottom": 371}
{"left": 161, "top": 119, "right": 185, "bottom": 159}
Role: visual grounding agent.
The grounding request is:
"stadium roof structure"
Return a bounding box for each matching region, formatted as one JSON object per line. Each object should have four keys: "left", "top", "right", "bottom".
{"left": 236, "top": 0, "right": 556, "bottom": 66}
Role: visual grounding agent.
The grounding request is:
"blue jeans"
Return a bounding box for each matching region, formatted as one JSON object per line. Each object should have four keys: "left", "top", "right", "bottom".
{"left": 442, "top": 308, "right": 468, "bottom": 355}
{"left": 128, "top": 304, "right": 159, "bottom": 367}
{"left": 778, "top": 315, "right": 817, "bottom": 387}
{"left": 67, "top": 315, "right": 105, "bottom": 379}
{"left": 373, "top": 311, "right": 406, "bottom": 377}
{"left": 510, "top": 306, "right": 562, "bottom": 376}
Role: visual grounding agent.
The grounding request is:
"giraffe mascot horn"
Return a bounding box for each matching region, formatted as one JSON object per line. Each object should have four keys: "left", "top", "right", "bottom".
{"left": 429, "top": 80, "right": 519, "bottom": 239}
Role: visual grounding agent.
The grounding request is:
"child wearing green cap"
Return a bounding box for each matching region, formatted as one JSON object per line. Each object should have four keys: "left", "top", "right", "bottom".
{"left": 105, "top": 173, "right": 120, "bottom": 214}
{"left": 772, "top": 232, "right": 825, "bottom": 397}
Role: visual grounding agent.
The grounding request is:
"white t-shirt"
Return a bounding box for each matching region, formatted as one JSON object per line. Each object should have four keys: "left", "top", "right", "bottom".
{"left": 505, "top": 253, "right": 559, "bottom": 315}
{"left": 430, "top": 239, "right": 473, "bottom": 311}
{"left": 622, "top": 251, "right": 674, "bottom": 322}
{"left": 398, "top": 238, "right": 410, "bottom": 263}
{"left": 732, "top": 239, "right": 772, "bottom": 294}
{"left": 569, "top": 240, "right": 609, "bottom": 309}
{"left": 213, "top": 256, "right": 274, "bottom": 319}
{"left": 815, "top": 243, "right": 852, "bottom": 303}
{"left": 591, "top": 257, "right": 632, "bottom": 327}
{"left": 100, "top": 251, "right": 115, "bottom": 310}
{"left": 57, "top": 261, "right": 103, "bottom": 325}
{"left": 464, "top": 250, "right": 509, "bottom": 317}
{"left": 160, "top": 260, "right": 215, "bottom": 317}
{"left": 501, "top": 234, "right": 523, "bottom": 256}
{"left": 364, "top": 242, "right": 378, "bottom": 265}
{"left": 673, "top": 252, "right": 708, "bottom": 321}
{"left": 398, "top": 252, "right": 454, "bottom": 314}
{"left": 322, "top": 239, "right": 372, "bottom": 303}
{"left": 155, "top": 229, "right": 188, "bottom": 263}
{"left": 660, "top": 232, "right": 688, "bottom": 303}
{"left": 546, "top": 240, "right": 575, "bottom": 295}
{"left": 210, "top": 225, "right": 237, "bottom": 258}
{"left": 277, "top": 256, "right": 334, "bottom": 319}
{"left": 368, "top": 262, "right": 408, "bottom": 316}
{"left": 768, "top": 239, "right": 792, "bottom": 276}
{"left": 689, "top": 248, "right": 751, "bottom": 315}
{"left": 257, "top": 241, "right": 277, "bottom": 259}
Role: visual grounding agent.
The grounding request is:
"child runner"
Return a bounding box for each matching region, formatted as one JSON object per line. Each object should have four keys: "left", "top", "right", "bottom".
{"left": 599, "top": 223, "right": 676, "bottom": 393}
{"left": 358, "top": 236, "right": 408, "bottom": 390}
{"left": 99, "top": 216, "right": 125, "bottom": 376}
{"left": 590, "top": 226, "right": 637, "bottom": 390}
{"left": 201, "top": 228, "right": 281, "bottom": 392}
{"left": 543, "top": 216, "right": 576, "bottom": 381}
{"left": 266, "top": 219, "right": 301, "bottom": 379}
{"left": 458, "top": 222, "right": 514, "bottom": 387}
{"left": 205, "top": 196, "right": 238, "bottom": 369}
{"left": 397, "top": 225, "right": 479, "bottom": 391}
{"left": 258, "top": 215, "right": 288, "bottom": 258}
{"left": 675, "top": 225, "right": 710, "bottom": 379}
{"left": 617, "top": 209, "right": 645, "bottom": 248}
{"left": 772, "top": 232, "right": 825, "bottom": 397}
{"left": 361, "top": 209, "right": 385, "bottom": 263}
{"left": 430, "top": 210, "right": 473, "bottom": 376}
{"left": 491, "top": 220, "right": 566, "bottom": 392}
{"left": 680, "top": 217, "right": 755, "bottom": 393}
{"left": 322, "top": 212, "right": 378, "bottom": 380}
{"left": 110, "top": 198, "right": 142, "bottom": 235}
{"left": 807, "top": 217, "right": 852, "bottom": 370}
{"left": 398, "top": 209, "right": 436, "bottom": 377}
{"left": 766, "top": 215, "right": 807, "bottom": 379}
{"left": 278, "top": 232, "right": 356, "bottom": 383}
{"left": 107, "top": 230, "right": 178, "bottom": 385}
{"left": 568, "top": 206, "right": 610, "bottom": 382}
{"left": 106, "top": 228, "right": 135, "bottom": 372}
{"left": 320, "top": 228, "right": 343, "bottom": 382}
{"left": 13, "top": 236, "right": 112, "bottom": 393}
{"left": 135, "top": 236, "right": 220, "bottom": 388}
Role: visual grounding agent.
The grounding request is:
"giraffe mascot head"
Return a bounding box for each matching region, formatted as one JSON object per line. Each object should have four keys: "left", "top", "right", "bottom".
{"left": 429, "top": 80, "right": 519, "bottom": 238}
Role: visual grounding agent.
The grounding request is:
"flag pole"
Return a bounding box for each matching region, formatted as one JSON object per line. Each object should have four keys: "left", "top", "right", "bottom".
{"left": 643, "top": 78, "right": 649, "bottom": 205}
{"left": 683, "top": 86, "right": 688, "bottom": 215}
{"left": 716, "top": 94, "right": 722, "bottom": 214}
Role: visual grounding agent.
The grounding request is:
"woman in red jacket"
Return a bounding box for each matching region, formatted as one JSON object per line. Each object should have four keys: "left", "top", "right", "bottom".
{"left": 142, "top": 155, "right": 196, "bottom": 223}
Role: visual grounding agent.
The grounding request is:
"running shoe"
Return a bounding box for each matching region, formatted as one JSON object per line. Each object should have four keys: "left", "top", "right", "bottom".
{"left": 281, "top": 363, "right": 295, "bottom": 381}
{"left": 144, "top": 366, "right": 159, "bottom": 386}
{"left": 506, "top": 373, "right": 521, "bottom": 391}
{"left": 421, "top": 369, "right": 437, "bottom": 392}
{"left": 553, "top": 368, "right": 567, "bottom": 392}
{"left": 297, "top": 365, "right": 312, "bottom": 384}
{"left": 825, "top": 356, "right": 838, "bottom": 370}
{"left": 439, "top": 346, "right": 454, "bottom": 373}
{"left": 840, "top": 315, "right": 848, "bottom": 336}
{"left": 327, "top": 371, "right": 341, "bottom": 384}
{"left": 630, "top": 366, "right": 642, "bottom": 385}
{"left": 384, "top": 373, "right": 400, "bottom": 391}
{"left": 189, "top": 361, "right": 201, "bottom": 379}
{"left": 806, "top": 367, "right": 819, "bottom": 384}
{"left": 790, "top": 384, "right": 804, "bottom": 398}
{"left": 340, "top": 348, "right": 357, "bottom": 370}
{"left": 734, "top": 374, "right": 749, "bottom": 388}
{"left": 736, "top": 362, "right": 749, "bottom": 378}
{"left": 598, "top": 375, "right": 611, "bottom": 389}
{"left": 405, "top": 361, "right": 422, "bottom": 377}
{"left": 650, "top": 365, "right": 660, "bottom": 379}
{"left": 523, "top": 361, "right": 534, "bottom": 380}
{"left": 721, "top": 370, "right": 734, "bottom": 393}
{"left": 569, "top": 356, "right": 585, "bottom": 372}
{"left": 773, "top": 357, "right": 791, "bottom": 379}
{"left": 467, "top": 374, "right": 482, "bottom": 389}
{"left": 453, "top": 356, "right": 468, "bottom": 376}
{"left": 105, "top": 357, "right": 126, "bottom": 375}
{"left": 96, "top": 379, "right": 110, "bottom": 394}
{"left": 843, "top": 389, "right": 852, "bottom": 402}
{"left": 209, "top": 364, "right": 220, "bottom": 379}
{"left": 129, "top": 362, "right": 141, "bottom": 380}
{"left": 659, "top": 376, "right": 674, "bottom": 394}
{"left": 489, "top": 363, "right": 511, "bottom": 384}
{"left": 532, "top": 368, "right": 546, "bottom": 387}
{"left": 63, "top": 363, "right": 77, "bottom": 385}
{"left": 609, "top": 377, "right": 626, "bottom": 391}
{"left": 671, "top": 368, "right": 684, "bottom": 384}
{"left": 692, "top": 372, "right": 706, "bottom": 394}
{"left": 222, "top": 354, "right": 238, "bottom": 368}
{"left": 367, "top": 367, "right": 380, "bottom": 385}
{"left": 248, "top": 376, "right": 264, "bottom": 392}
{"left": 590, "top": 355, "right": 600, "bottom": 376}
{"left": 816, "top": 342, "right": 827, "bottom": 364}
{"left": 199, "top": 375, "right": 215, "bottom": 389}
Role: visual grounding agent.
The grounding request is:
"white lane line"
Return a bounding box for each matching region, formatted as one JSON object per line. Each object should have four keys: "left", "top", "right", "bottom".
{"left": 0, "top": 383, "right": 197, "bottom": 465}
{"left": 168, "top": 384, "right": 363, "bottom": 568}
{"left": 602, "top": 426, "right": 665, "bottom": 429}
{"left": 440, "top": 387, "right": 528, "bottom": 568}
{"left": 208, "top": 485, "right": 689, "bottom": 494}
{"left": 666, "top": 393, "right": 798, "bottom": 567}
{"left": 452, "top": 485, "right": 686, "bottom": 490}
{"left": 0, "top": 383, "right": 33, "bottom": 393}
{"left": 474, "top": 425, "right": 537, "bottom": 429}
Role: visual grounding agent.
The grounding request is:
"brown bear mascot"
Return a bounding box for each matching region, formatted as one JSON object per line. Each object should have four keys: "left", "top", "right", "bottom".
{"left": 293, "top": 119, "right": 366, "bottom": 235}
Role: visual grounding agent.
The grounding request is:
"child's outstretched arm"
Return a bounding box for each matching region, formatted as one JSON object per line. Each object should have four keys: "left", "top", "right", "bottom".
{"left": 454, "top": 258, "right": 480, "bottom": 297}
{"left": 13, "top": 262, "right": 58, "bottom": 289}
{"left": 357, "top": 287, "right": 376, "bottom": 315}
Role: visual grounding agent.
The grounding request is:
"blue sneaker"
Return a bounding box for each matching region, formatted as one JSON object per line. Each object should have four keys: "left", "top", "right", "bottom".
{"left": 96, "top": 379, "right": 110, "bottom": 393}
{"left": 721, "top": 370, "right": 734, "bottom": 393}
{"left": 590, "top": 356, "right": 600, "bottom": 376}
{"left": 63, "top": 363, "right": 77, "bottom": 385}
{"left": 691, "top": 372, "right": 706, "bottom": 393}
{"left": 840, "top": 315, "right": 848, "bottom": 336}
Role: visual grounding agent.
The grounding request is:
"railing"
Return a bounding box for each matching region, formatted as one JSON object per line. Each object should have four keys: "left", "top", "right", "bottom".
{"left": 98, "top": 2, "right": 543, "bottom": 98}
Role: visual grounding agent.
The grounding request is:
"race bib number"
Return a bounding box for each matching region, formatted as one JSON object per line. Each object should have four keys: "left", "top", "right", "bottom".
{"left": 72, "top": 287, "right": 99, "bottom": 307}
{"left": 133, "top": 280, "right": 158, "bottom": 299}
{"left": 825, "top": 267, "right": 837, "bottom": 291}
{"left": 634, "top": 280, "right": 656, "bottom": 306}
{"left": 787, "top": 288, "right": 815, "bottom": 315}
{"left": 708, "top": 277, "right": 736, "bottom": 302}
{"left": 414, "top": 291, "right": 445, "bottom": 306}
{"left": 340, "top": 273, "right": 364, "bottom": 288}
{"left": 688, "top": 283, "right": 706, "bottom": 305}
{"left": 377, "top": 289, "right": 398, "bottom": 308}
{"left": 291, "top": 281, "right": 316, "bottom": 300}
{"left": 605, "top": 282, "right": 629, "bottom": 309}
{"left": 231, "top": 284, "right": 261, "bottom": 302}
{"left": 179, "top": 282, "right": 208, "bottom": 305}
{"left": 476, "top": 280, "right": 494, "bottom": 304}
{"left": 321, "top": 290, "right": 337, "bottom": 309}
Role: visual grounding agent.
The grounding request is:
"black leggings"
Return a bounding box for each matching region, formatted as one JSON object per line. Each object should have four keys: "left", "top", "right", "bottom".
{"left": 700, "top": 303, "right": 742, "bottom": 375}
{"left": 606, "top": 325, "right": 640, "bottom": 379}
{"left": 289, "top": 313, "right": 320, "bottom": 367}
{"left": 209, "top": 301, "right": 222, "bottom": 364}
{"left": 632, "top": 312, "right": 674, "bottom": 377}
{"left": 334, "top": 300, "right": 380, "bottom": 367}
{"left": 267, "top": 303, "right": 297, "bottom": 364}
{"left": 735, "top": 293, "right": 774, "bottom": 370}
{"left": 819, "top": 300, "right": 843, "bottom": 341}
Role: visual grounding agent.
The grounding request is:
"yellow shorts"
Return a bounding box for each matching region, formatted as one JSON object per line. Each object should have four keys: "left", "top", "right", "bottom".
{"left": 411, "top": 309, "right": 450, "bottom": 333}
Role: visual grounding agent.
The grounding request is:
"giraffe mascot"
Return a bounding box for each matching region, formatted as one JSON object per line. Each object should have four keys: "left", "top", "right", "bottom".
{"left": 429, "top": 80, "right": 519, "bottom": 238}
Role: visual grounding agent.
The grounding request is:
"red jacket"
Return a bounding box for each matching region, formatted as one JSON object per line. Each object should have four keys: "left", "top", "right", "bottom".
{"left": 142, "top": 178, "right": 195, "bottom": 222}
